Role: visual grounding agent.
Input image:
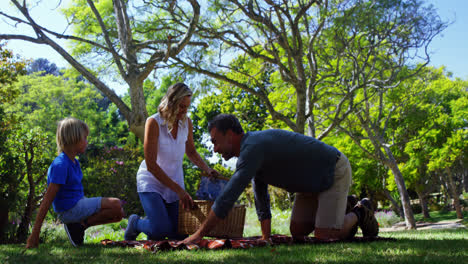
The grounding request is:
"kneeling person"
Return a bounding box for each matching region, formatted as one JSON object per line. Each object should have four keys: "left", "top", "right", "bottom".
{"left": 182, "top": 114, "right": 378, "bottom": 244}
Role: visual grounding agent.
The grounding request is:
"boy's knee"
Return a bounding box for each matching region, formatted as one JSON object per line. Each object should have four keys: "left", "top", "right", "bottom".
{"left": 112, "top": 199, "right": 124, "bottom": 219}
{"left": 104, "top": 198, "right": 124, "bottom": 220}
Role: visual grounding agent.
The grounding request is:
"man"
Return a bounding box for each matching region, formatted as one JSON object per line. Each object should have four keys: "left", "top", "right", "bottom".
{"left": 182, "top": 114, "right": 378, "bottom": 244}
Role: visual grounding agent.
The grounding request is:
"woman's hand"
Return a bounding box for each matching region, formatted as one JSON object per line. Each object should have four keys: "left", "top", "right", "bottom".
{"left": 205, "top": 168, "right": 222, "bottom": 179}
{"left": 178, "top": 190, "right": 194, "bottom": 211}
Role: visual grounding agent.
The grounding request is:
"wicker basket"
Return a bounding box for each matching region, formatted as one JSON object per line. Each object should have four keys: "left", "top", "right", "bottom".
{"left": 178, "top": 200, "right": 246, "bottom": 238}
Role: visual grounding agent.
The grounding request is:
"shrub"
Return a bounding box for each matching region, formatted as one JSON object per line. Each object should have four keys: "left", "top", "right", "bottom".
{"left": 81, "top": 145, "right": 144, "bottom": 216}
{"left": 374, "top": 210, "right": 400, "bottom": 228}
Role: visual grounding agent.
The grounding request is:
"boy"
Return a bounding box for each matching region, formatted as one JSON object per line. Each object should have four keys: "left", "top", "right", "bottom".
{"left": 26, "top": 117, "right": 123, "bottom": 248}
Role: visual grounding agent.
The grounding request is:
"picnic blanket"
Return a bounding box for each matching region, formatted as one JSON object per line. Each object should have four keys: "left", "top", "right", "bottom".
{"left": 101, "top": 235, "right": 395, "bottom": 253}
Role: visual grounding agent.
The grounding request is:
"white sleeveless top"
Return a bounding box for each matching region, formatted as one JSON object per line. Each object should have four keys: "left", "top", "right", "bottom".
{"left": 136, "top": 113, "right": 188, "bottom": 203}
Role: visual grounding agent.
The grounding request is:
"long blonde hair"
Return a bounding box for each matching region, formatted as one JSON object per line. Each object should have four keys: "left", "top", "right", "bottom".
{"left": 56, "top": 117, "right": 89, "bottom": 153}
{"left": 158, "top": 83, "right": 193, "bottom": 132}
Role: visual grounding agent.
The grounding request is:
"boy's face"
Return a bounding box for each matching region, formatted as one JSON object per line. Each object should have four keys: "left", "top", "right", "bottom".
{"left": 76, "top": 132, "right": 88, "bottom": 154}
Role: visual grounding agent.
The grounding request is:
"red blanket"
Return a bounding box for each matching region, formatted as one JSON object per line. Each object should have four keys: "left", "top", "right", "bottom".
{"left": 101, "top": 235, "right": 395, "bottom": 252}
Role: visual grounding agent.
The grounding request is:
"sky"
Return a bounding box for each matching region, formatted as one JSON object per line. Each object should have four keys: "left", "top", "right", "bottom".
{"left": 1, "top": 0, "right": 467, "bottom": 97}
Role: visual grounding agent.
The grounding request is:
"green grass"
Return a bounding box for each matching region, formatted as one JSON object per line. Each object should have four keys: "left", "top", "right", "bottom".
{"left": 2, "top": 229, "right": 466, "bottom": 264}
{"left": 1, "top": 207, "right": 466, "bottom": 264}
{"left": 414, "top": 210, "right": 468, "bottom": 225}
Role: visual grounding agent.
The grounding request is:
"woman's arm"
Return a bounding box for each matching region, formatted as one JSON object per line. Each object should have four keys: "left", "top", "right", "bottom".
{"left": 144, "top": 118, "right": 193, "bottom": 209}
{"left": 26, "top": 183, "right": 61, "bottom": 248}
{"left": 185, "top": 118, "right": 220, "bottom": 178}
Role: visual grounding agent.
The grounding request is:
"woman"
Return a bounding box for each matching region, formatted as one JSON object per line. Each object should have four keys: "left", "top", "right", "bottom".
{"left": 124, "top": 82, "right": 219, "bottom": 240}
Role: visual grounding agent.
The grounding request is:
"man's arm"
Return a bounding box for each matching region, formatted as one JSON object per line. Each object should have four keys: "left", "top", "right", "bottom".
{"left": 182, "top": 143, "right": 264, "bottom": 243}
{"left": 260, "top": 219, "right": 271, "bottom": 241}
{"left": 253, "top": 177, "right": 272, "bottom": 240}
{"left": 182, "top": 210, "right": 221, "bottom": 244}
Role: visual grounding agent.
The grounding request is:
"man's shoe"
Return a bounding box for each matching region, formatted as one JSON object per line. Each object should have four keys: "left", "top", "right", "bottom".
{"left": 64, "top": 223, "right": 84, "bottom": 247}
{"left": 346, "top": 195, "right": 359, "bottom": 239}
{"left": 353, "top": 198, "right": 379, "bottom": 237}
{"left": 124, "top": 214, "right": 140, "bottom": 241}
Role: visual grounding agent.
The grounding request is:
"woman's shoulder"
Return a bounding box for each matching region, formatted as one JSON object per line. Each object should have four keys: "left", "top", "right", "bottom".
{"left": 148, "top": 112, "right": 161, "bottom": 121}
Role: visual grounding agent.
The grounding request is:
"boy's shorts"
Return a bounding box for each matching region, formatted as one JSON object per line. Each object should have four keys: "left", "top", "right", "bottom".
{"left": 58, "top": 197, "right": 102, "bottom": 224}
{"left": 291, "top": 153, "right": 352, "bottom": 230}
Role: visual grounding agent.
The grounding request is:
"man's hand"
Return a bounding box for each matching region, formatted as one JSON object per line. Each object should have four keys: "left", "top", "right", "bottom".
{"left": 181, "top": 210, "right": 221, "bottom": 245}
{"left": 26, "top": 233, "right": 39, "bottom": 249}
{"left": 181, "top": 232, "right": 203, "bottom": 245}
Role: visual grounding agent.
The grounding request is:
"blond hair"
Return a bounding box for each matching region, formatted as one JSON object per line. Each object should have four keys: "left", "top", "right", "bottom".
{"left": 158, "top": 82, "right": 193, "bottom": 132}
{"left": 56, "top": 117, "right": 89, "bottom": 153}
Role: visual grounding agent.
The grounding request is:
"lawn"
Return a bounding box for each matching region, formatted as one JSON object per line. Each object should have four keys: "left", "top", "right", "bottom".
{"left": 1, "top": 208, "right": 466, "bottom": 264}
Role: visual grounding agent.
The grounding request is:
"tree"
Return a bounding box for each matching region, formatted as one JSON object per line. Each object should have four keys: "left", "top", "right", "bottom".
{"left": 392, "top": 68, "right": 466, "bottom": 219}
{"left": 5, "top": 71, "right": 115, "bottom": 150}
{"left": 424, "top": 75, "right": 468, "bottom": 219}
{"left": 175, "top": 0, "right": 446, "bottom": 137}
{"left": 0, "top": 43, "right": 28, "bottom": 243}
{"left": 27, "top": 58, "right": 61, "bottom": 76}
{"left": 0, "top": 0, "right": 204, "bottom": 141}
{"left": 8, "top": 127, "right": 50, "bottom": 243}
{"left": 175, "top": 0, "right": 446, "bottom": 228}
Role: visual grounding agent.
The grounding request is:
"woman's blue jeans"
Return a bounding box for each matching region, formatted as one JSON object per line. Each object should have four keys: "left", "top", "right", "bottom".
{"left": 135, "top": 192, "right": 179, "bottom": 240}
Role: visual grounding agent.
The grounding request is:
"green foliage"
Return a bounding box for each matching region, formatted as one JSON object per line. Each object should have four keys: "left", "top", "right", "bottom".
{"left": 0, "top": 43, "right": 27, "bottom": 88}
{"left": 388, "top": 68, "right": 468, "bottom": 197}
{"left": 6, "top": 72, "right": 130, "bottom": 152}
{"left": 191, "top": 81, "right": 269, "bottom": 144}
{"left": 1, "top": 126, "right": 51, "bottom": 243}
{"left": 81, "top": 145, "right": 144, "bottom": 216}
{"left": 375, "top": 210, "right": 401, "bottom": 228}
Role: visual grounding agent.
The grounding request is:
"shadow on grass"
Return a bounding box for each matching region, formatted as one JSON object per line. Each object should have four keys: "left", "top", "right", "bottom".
{"left": 2, "top": 229, "right": 466, "bottom": 264}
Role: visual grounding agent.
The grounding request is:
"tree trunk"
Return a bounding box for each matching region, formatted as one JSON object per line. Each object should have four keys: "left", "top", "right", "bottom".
{"left": 384, "top": 147, "right": 416, "bottom": 229}
{"left": 446, "top": 168, "right": 464, "bottom": 219}
{"left": 0, "top": 198, "right": 9, "bottom": 243}
{"left": 127, "top": 77, "right": 148, "bottom": 142}
{"left": 16, "top": 197, "right": 33, "bottom": 243}
{"left": 463, "top": 168, "right": 468, "bottom": 193}
{"left": 416, "top": 190, "right": 431, "bottom": 219}
{"left": 383, "top": 189, "right": 404, "bottom": 218}
{"left": 16, "top": 145, "right": 38, "bottom": 243}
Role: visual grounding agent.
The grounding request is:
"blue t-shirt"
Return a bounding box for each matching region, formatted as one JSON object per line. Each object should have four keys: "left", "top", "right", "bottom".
{"left": 47, "top": 152, "right": 85, "bottom": 212}
{"left": 212, "top": 130, "right": 339, "bottom": 220}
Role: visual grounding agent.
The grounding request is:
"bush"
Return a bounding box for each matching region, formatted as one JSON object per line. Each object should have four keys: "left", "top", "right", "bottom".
{"left": 81, "top": 145, "right": 144, "bottom": 216}
{"left": 375, "top": 210, "right": 400, "bottom": 228}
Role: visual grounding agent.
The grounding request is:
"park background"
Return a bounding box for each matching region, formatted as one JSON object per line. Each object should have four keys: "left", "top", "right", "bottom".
{"left": 0, "top": 0, "right": 466, "bottom": 257}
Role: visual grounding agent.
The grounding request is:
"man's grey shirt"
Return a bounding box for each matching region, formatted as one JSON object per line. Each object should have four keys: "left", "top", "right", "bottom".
{"left": 212, "top": 129, "right": 340, "bottom": 220}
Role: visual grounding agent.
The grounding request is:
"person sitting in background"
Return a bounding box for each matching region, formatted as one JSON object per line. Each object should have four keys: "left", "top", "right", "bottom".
{"left": 26, "top": 117, "right": 123, "bottom": 248}
{"left": 182, "top": 114, "right": 378, "bottom": 244}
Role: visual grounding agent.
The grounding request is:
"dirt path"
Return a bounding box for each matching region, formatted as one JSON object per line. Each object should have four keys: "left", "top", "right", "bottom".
{"left": 380, "top": 219, "right": 466, "bottom": 231}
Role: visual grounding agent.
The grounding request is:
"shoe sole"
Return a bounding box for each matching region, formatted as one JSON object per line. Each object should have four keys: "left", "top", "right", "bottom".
{"left": 64, "top": 224, "right": 78, "bottom": 247}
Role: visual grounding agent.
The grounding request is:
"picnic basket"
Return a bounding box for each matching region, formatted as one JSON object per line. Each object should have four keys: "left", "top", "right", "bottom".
{"left": 178, "top": 200, "right": 246, "bottom": 238}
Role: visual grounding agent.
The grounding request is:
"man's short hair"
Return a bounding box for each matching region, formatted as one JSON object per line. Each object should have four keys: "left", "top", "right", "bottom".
{"left": 208, "top": 114, "right": 244, "bottom": 135}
